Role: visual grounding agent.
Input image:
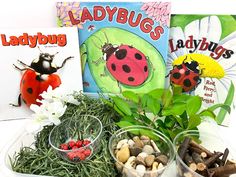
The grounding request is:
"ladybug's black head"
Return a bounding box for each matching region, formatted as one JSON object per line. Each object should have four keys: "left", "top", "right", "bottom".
{"left": 185, "top": 61, "right": 200, "bottom": 74}
{"left": 30, "top": 52, "right": 57, "bottom": 74}
{"left": 39, "top": 53, "right": 55, "bottom": 62}
{"left": 102, "top": 43, "right": 114, "bottom": 53}
{"left": 102, "top": 43, "right": 118, "bottom": 60}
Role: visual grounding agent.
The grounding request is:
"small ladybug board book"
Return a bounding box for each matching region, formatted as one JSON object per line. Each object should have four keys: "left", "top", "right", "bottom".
{"left": 167, "top": 15, "right": 236, "bottom": 126}
{"left": 56, "top": 2, "right": 171, "bottom": 94}
{"left": 0, "top": 27, "right": 83, "bottom": 120}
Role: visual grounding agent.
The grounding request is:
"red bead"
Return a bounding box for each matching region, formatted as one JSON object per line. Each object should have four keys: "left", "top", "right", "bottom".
{"left": 68, "top": 140, "right": 76, "bottom": 149}
{"left": 60, "top": 143, "right": 68, "bottom": 150}
{"left": 83, "top": 140, "right": 91, "bottom": 146}
{"left": 76, "top": 140, "right": 83, "bottom": 148}
{"left": 84, "top": 149, "right": 91, "bottom": 157}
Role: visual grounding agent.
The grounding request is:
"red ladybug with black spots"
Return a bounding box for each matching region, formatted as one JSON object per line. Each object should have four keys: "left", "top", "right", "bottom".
{"left": 169, "top": 59, "right": 201, "bottom": 92}
{"left": 11, "top": 50, "right": 73, "bottom": 107}
{"left": 93, "top": 33, "right": 149, "bottom": 87}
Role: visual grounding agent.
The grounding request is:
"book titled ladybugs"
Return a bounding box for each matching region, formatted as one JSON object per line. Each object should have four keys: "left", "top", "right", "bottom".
{"left": 167, "top": 15, "right": 236, "bottom": 126}
{"left": 0, "top": 27, "right": 83, "bottom": 120}
{"left": 56, "top": 2, "right": 171, "bottom": 94}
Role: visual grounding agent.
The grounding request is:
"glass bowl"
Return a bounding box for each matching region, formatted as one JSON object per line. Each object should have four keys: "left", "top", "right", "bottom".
{"left": 174, "top": 130, "right": 236, "bottom": 177}
{"left": 49, "top": 115, "right": 103, "bottom": 163}
{"left": 109, "top": 126, "right": 175, "bottom": 177}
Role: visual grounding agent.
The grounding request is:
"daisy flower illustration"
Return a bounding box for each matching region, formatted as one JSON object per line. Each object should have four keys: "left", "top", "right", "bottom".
{"left": 167, "top": 16, "right": 236, "bottom": 112}
{"left": 56, "top": 2, "right": 84, "bottom": 29}
{"left": 141, "top": 2, "right": 171, "bottom": 27}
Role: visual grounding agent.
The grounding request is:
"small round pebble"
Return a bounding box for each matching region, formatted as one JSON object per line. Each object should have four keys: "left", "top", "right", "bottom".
{"left": 142, "top": 145, "right": 154, "bottom": 155}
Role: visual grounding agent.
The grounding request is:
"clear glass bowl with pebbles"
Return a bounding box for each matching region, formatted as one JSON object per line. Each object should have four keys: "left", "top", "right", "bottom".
{"left": 109, "top": 126, "right": 175, "bottom": 177}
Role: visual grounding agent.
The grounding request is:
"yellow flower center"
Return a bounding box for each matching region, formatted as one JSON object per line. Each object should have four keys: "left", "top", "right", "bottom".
{"left": 172, "top": 53, "right": 225, "bottom": 79}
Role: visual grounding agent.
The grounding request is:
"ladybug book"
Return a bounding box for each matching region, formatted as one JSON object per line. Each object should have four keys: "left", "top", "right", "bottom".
{"left": 56, "top": 2, "right": 171, "bottom": 94}
{"left": 167, "top": 15, "right": 236, "bottom": 126}
{"left": 0, "top": 27, "right": 83, "bottom": 120}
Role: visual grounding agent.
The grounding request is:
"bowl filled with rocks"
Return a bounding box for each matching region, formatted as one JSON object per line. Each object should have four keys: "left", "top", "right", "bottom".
{"left": 109, "top": 126, "right": 175, "bottom": 177}
{"left": 49, "top": 115, "right": 103, "bottom": 163}
{"left": 174, "top": 130, "right": 236, "bottom": 177}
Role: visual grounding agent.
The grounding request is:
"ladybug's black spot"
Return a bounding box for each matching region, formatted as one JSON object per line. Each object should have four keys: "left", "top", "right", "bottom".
{"left": 35, "top": 75, "right": 43, "bottom": 82}
{"left": 122, "top": 65, "right": 131, "bottom": 73}
{"left": 183, "top": 79, "right": 192, "bottom": 87}
{"left": 23, "top": 99, "right": 27, "bottom": 105}
{"left": 111, "top": 63, "right": 116, "bottom": 71}
{"left": 144, "top": 66, "right": 148, "bottom": 72}
{"left": 128, "top": 77, "right": 135, "bottom": 82}
{"left": 128, "top": 45, "right": 133, "bottom": 48}
{"left": 27, "top": 88, "right": 33, "bottom": 94}
{"left": 115, "top": 49, "right": 127, "bottom": 60}
{"left": 173, "top": 72, "right": 181, "bottom": 79}
{"left": 177, "top": 65, "right": 183, "bottom": 69}
{"left": 193, "top": 76, "right": 199, "bottom": 81}
{"left": 185, "top": 70, "right": 190, "bottom": 75}
{"left": 135, "top": 53, "right": 142, "bottom": 60}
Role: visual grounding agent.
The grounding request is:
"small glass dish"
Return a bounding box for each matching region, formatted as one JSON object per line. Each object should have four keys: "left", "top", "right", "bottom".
{"left": 174, "top": 130, "right": 236, "bottom": 177}
{"left": 49, "top": 115, "right": 103, "bottom": 163}
{"left": 109, "top": 126, "right": 175, "bottom": 177}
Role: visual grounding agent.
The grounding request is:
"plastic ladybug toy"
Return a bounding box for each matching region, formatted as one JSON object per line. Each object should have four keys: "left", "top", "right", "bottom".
{"left": 93, "top": 32, "right": 149, "bottom": 87}
{"left": 169, "top": 57, "right": 201, "bottom": 92}
{"left": 11, "top": 49, "right": 73, "bottom": 107}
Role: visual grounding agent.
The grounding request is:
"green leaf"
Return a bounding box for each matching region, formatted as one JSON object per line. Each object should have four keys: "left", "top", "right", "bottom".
{"left": 113, "top": 105, "right": 125, "bottom": 116}
{"left": 141, "top": 94, "right": 149, "bottom": 108}
{"left": 147, "top": 97, "right": 161, "bottom": 115}
{"left": 162, "top": 89, "right": 173, "bottom": 108}
{"left": 164, "top": 116, "right": 175, "bottom": 128}
{"left": 216, "top": 82, "right": 234, "bottom": 124}
{"left": 139, "top": 115, "right": 152, "bottom": 125}
{"left": 208, "top": 104, "right": 231, "bottom": 114}
{"left": 116, "top": 121, "right": 134, "bottom": 128}
{"left": 172, "top": 85, "right": 183, "bottom": 95}
{"left": 180, "top": 111, "right": 188, "bottom": 129}
{"left": 122, "top": 91, "right": 139, "bottom": 103}
{"left": 187, "top": 115, "right": 201, "bottom": 129}
{"left": 111, "top": 96, "right": 132, "bottom": 116}
{"left": 140, "top": 129, "right": 159, "bottom": 141}
{"left": 148, "top": 89, "right": 164, "bottom": 99}
{"left": 156, "top": 119, "right": 166, "bottom": 128}
{"left": 167, "top": 128, "right": 183, "bottom": 140}
{"left": 171, "top": 103, "right": 186, "bottom": 115}
{"left": 199, "top": 109, "right": 216, "bottom": 119}
{"left": 186, "top": 96, "right": 202, "bottom": 116}
{"left": 173, "top": 94, "right": 191, "bottom": 103}
{"left": 120, "top": 116, "right": 139, "bottom": 124}
{"left": 175, "top": 116, "right": 184, "bottom": 128}
{"left": 161, "top": 103, "right": 186, "bottom": 116}
{"left": 101, "top": 97, "right": 113, "bottom": 107}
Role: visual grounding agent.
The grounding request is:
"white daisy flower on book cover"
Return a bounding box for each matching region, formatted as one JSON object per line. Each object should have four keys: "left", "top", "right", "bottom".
{"left": 167, "top": 15, "right": 236, "bottom": 125}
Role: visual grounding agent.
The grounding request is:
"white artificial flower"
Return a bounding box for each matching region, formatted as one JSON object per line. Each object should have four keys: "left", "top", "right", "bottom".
{"left": 27, "top": 84, "right": 80, "bottom": 133}
{"left": 167, "top": 16, "right": 236, "bottom": 109}
{"left": 40, "top": 85, "right": 80, "bottom": 105}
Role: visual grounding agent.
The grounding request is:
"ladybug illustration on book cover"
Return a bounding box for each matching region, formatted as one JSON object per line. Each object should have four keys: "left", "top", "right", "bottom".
{"left": 11, "top": 48, "right": 73, "bottom": 107}
{"left": 56, "top": 2, "right": 171, "bottom": 94}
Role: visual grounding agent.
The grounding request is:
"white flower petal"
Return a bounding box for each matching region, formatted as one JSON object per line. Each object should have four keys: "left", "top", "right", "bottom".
{"left": 199, "top": 16, "right": 221, "bottom": 42}
{"left": 30, "top": 104, "right": 41, "bottom": 113}
{"left": 169, "top": 27, "right": 188, "bottom": 58}
{"left": 184, "top": 19, "right": 200, "bottom": 42}
{"left": 183, "top": 16, "right": 221, "bottom": 55}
